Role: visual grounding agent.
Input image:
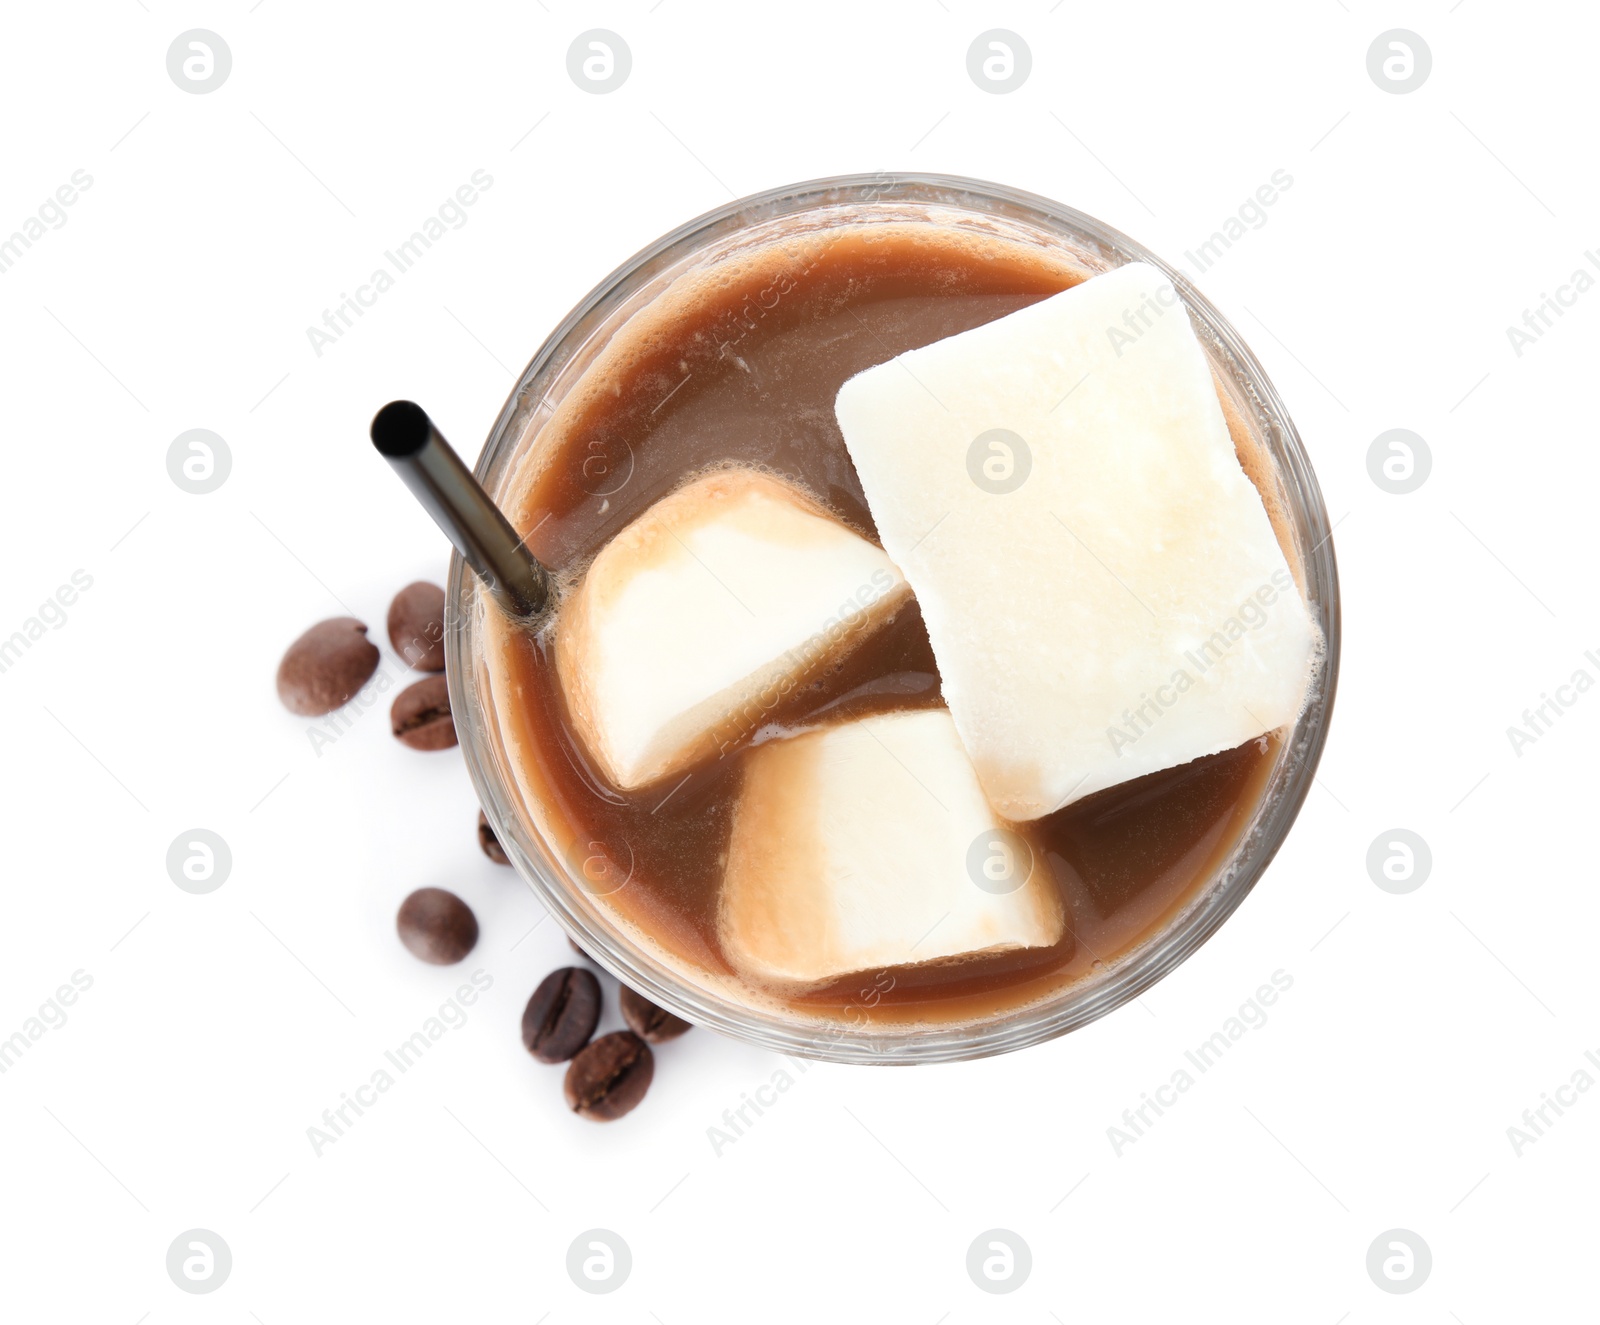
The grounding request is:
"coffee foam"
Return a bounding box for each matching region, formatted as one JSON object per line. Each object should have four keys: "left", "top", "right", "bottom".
{"left": 498, "top": 218, "right": 1096, "bottom": 539}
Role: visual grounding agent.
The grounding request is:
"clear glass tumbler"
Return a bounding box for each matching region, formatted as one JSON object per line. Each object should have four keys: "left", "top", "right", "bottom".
{"left": 447, "top": 173, "right": 1340, "bottom": 1064}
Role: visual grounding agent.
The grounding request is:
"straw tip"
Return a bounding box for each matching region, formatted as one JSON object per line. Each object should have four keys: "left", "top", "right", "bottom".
{"left": 371, "top": 400, "right": 432, "bottom": 457}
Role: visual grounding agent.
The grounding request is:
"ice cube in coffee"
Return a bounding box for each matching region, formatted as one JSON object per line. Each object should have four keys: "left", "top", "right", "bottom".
{"left": 481, "top": 217, "right": 1322, "bottom": 1030}
{"left": 553, "top": 467, "right": 908, "bottom": 791}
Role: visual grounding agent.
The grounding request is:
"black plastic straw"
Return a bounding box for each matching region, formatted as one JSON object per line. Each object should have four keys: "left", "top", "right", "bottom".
{"left": 371, "top": 401, "right": 550, "bottom": 619}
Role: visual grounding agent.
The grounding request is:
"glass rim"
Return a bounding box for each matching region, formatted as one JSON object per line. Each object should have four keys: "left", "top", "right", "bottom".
{"left": 446, "top": 171, "right": 1342, "bottom": 1065}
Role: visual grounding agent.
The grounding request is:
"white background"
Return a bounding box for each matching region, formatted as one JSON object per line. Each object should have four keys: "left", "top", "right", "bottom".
{"left": 1, "top": 1, "right": 1594, "bottom": 1319}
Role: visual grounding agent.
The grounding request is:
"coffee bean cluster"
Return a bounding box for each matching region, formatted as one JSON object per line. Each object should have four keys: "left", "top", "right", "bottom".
{"left": 522, "top": 957, "right": 690, "bottom": 1121}
{"left": 277, "top": 581, "right": 690, "bottom": 1121}
{"left": 276, "top": 580, "right": 457, "bottom": 750}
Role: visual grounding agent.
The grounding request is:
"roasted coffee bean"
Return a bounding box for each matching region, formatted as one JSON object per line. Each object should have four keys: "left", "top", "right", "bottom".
{"left": 276, "top": 618, "right": 380, "bottom": 716}
{"left": 619, "top": 985, "right": 692, "bottom": 1043}
{"left": 392, "top": 675, "right": 456, "bottom": 750}
{"left": 388, "top": 581, "right": 447, "bottom": 672}
{"left": 521, "top": 967, "right": 601, "bottom": 1063}
{"left": 564, "top": 1031, "right": 653, "bottom": 1121}
{"left": 396, "top": 887, "right": 478, "bottom": 964}
{"left": 477, "top": 810, "right": 510, "bottom": 865}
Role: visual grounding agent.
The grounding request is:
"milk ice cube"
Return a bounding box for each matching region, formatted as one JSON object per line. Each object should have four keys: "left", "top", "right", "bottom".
{"left": 554, "top": 468, "right": 910, "bottom": 790}
{"left": 834, "top": 261, "right": 1317, "bottom": 820}
{"left": 718, "top": 707, "right": 1064, "bottom": 987}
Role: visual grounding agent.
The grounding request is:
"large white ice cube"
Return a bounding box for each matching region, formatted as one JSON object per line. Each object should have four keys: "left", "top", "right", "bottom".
{"left": 554, "top": 468, "right": 909, "bottom": 790}
{"left": 718, "top": 707, "right": 1064, "bottom": 987}
{"left": 834, "top": 262, "right": 1317, "bottom": 820}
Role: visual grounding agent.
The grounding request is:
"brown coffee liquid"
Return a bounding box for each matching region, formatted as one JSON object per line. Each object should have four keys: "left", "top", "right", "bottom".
{"left": 491, "top": 224, "right": 1283, "bottom": 1025}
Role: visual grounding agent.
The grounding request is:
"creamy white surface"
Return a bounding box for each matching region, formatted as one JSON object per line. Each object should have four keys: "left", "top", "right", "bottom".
{"left": 719, "top": 708, "right": 1064, "bottom": 986}
{"left": 834, "top": 262, "right": 1316, "bottom": 820}
{"left": 556, "top": 469, "right": 908, "bottom": 789}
